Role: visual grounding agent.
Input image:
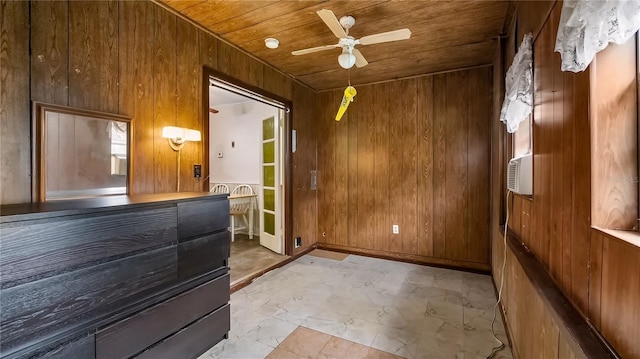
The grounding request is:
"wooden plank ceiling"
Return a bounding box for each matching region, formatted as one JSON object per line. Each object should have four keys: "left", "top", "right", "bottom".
{"left": 161, "top": 0, "right": 509, "bottom": 91}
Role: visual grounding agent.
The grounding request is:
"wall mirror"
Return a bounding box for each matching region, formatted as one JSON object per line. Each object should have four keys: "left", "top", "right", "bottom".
{"left": 34, "top": 103, "right": 132, "bottom": 201}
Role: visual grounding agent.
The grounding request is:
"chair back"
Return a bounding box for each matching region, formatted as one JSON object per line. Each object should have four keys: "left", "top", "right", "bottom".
{"left": 210, "top": 183, "right": 229, "bottom": 194}
{"left": 231, "top": 185, "right": 254, "bottom": 196}
{"left": 230, "top": 185, "right": 254, "bottom": 214}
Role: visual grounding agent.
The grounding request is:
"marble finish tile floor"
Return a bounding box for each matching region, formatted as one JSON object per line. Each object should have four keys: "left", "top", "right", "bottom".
{"left": 229, "top": 234, "right": 289, "bottom": 285}
{"left": 267, "top": 326, "right": 403, "bottom": 359}
{"left": 200, "top": 252, "right": 513, "bottom": 359}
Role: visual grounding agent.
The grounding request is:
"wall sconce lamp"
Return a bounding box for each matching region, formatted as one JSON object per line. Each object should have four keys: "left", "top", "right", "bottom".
{"left": 162, "top": 126, "right": 201, "bottom": 192}
{"left": 162, "top": 126, "right": 201, "bottom": 151}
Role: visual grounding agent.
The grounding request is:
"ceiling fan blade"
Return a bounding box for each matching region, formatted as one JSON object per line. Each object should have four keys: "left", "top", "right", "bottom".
{"left": 291, "top": 44, "right": 340, "bottom": 56}
{"left": 358, "top": 28, "right": 412, "bottom": 46}
{"left": 353, "top": 48, "right": 368, "bottom": 68}
{"left": 317, "top": 9, "right": 347, "bottom": 39}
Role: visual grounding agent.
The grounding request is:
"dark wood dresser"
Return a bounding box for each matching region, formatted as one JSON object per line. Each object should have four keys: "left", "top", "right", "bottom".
{"left": 0, "top": 193, "right": 230, "bottom": 359}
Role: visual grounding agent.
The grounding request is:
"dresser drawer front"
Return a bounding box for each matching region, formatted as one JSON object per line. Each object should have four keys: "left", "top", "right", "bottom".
{"left": 177, "top": 199, "right": 228, "bottom": 241}
{"left": 134, "top": 304, "right": 230, "bottom": 359}
{"left": 178, "top": 231, "right": 229, "bottom": 280}
{"left": 96, "top": 274, "right": 229, "bottom": 359}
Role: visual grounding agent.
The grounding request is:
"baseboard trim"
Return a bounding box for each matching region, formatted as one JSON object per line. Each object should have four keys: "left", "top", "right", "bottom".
{"left": 316, "top": 243, "right": 491, "bottom": 273}
{"left": 229, "top": 244, "right": 316, "bottom": 293}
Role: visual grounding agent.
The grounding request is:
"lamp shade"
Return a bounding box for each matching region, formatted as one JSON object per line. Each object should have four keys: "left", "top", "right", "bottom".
{"left": 338, "top": 48, "right": 356, "bottom": 69}
{"left": 162, "top": 126, "right": 184, "bottom": 139}
{"left": 185, "top": 129, "right": 201, "bottom": 142}
{"left": 162, "top": 126, "right": 201, "bottom": 142}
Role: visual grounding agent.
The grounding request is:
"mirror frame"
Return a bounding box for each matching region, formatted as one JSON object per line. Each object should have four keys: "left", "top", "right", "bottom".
{"left": 33, "top": 102, "right": 133, "bottom": 201}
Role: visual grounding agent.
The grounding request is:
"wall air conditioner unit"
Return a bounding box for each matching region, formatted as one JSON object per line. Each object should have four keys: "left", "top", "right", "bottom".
{"left": 507, "top": 154, "right": 532, "bottom": 195}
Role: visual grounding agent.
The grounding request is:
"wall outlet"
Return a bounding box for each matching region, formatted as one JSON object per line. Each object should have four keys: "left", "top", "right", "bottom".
{"left": 193, "top": 164, "right": 201, "bottom": 178}
{"left": 392, "top": 225, "right": 399, "bottom": 234}
{"left": 295, "top": 237, "right": 302, "bottom": 248}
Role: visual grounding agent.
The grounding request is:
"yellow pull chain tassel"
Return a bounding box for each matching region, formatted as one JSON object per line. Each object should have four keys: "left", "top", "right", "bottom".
{"left": 335, "top": 86, "right": 357, "bottom": 121}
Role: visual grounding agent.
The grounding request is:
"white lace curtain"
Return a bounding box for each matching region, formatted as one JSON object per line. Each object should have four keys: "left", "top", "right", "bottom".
{"left": 500, "top": 33, "right": 533, "bottom": 134}
{"left": 555, "top": 0, "right": 640, "bottom": 73}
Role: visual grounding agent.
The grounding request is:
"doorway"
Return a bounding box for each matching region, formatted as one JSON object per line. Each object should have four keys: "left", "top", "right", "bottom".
{"left": 206, "top": 76, "right": 290, "bottom": 286}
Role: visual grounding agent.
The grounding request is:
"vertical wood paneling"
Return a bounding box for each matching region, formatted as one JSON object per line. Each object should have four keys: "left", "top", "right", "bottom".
{"left": 153, "top": 6, "right": 177, "bottom": 193}
{"left": 373, "top": 82, "right": 390, "bottom": 252}
{"left": 549, "top": 6, "right": 564, "bottom": 283}
{"left": 433, "top": 74, "right": 447, "bottom": 259}
{"left": 69, "top": 1, "right": 119, "bottom": 112}
{"left": 291, "top": 83, "right": 317, "bottom": 254}
{"left": 317, "top": 91, "right": 336, "bottom": 243}
{"left": 199, "top": 29, "right": 218, "bottom": 70}
{"left": 348, "top": 86, "right": 360, "bottom": 249}
{"left": 417, "top": 77, "right": 433, "bottom": 257}
{"left": 357, "top": 85, "right": 376, "bottom": 250}
{"left": 560, "top": 66, "right": 574, "bottom": 294}
{"left": 217, "top": 41, "right": 265, "bottom": 89}
{"left": 600, "top": 234, "right": 640, "bottom": 359}
{"left": 176, "top": 17, "right": 201, "bottom": 192}
{"left": 387, "top": 81, "right": 404, "bottom": 253}
{"left": 335, "top": 94, "right": 349, "bottom": 246}
{"left": 0, "top": 1, "right": 31, "bottom": 205}
{"left": 119, "top": 0, "right": 155, "bottom": 194}
{"left": 588, "top": 232, "right": 604, "bottom": 328}
{"left": 402, "top": 79, "right": 418, "bottom": 255}
{"left": 263, "top": 65, "right": 292, "bottom": 101}
{"left": 494, "top": 2, "right": 640, "bottom": 359}
{"left": 31, "top": 0, "right": 69, "bottom": 105}
{"left": 245, "top": 56, "right": 264, "bottom": 90}
{"left": 317, "top": 68, "right": 492, "bottom": 269}
{"left": 467, "top": 67, "right": 491, "bottom": 263}
{"left": 570, "top": 69, "right": 591, "bottom": 314}
{"left": 444, "top": 71, "right": 468, "bottom": 261}
{"left": 590, "top": 38, "right": 638, "bottom": 230}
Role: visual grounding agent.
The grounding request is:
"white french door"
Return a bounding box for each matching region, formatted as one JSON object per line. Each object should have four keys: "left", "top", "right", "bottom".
{"left": 259, "top": 113, "right": 283, "bottom": 254}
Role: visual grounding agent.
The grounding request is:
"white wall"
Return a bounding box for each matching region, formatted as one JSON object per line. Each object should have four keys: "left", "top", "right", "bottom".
{"left": 209, "top": 100, "right": 278, "bottom": 185}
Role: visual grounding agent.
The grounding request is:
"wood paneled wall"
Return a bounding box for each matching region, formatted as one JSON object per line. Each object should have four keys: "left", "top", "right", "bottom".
{"left": 494, "top": 2, "right": 640, "bottom": 358}
{"left": 1, "top": 0, "right": 294, "bottom": 199}
{"left": 0, "top": 0, "right": 316, "bottom": 251}
{"left": 316, "top": 67, "right": 492, "bottom": 271}
{"left": 291, "top": 82, "right": 318, "bottom": 255}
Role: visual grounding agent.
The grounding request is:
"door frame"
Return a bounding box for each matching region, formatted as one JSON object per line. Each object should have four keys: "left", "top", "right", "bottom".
{"left": 202, "top": 66, "right": 293, "bottom": 256}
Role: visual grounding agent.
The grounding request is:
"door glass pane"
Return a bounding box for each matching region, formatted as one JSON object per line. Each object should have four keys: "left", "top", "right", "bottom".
{"left": 263, "top": 165, "right": 275, "bottom": 187}
{"left": 263, "top": 141, "right": 274, "bottom": 163}
{"left": 264, "top": 189, "right": 275, "bottom": 211}
{"left": 264, "top": 212, "right": 275, "bottom": 235}
{"left": 262, "top": 116, "right": 274, "bottom": 140}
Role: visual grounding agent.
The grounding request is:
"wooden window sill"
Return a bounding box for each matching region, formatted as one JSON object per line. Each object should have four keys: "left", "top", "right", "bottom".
{"left": 593, "top": 226, "right": 640, "bottom": 248}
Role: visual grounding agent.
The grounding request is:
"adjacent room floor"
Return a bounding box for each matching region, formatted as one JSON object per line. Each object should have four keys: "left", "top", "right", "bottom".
{"left": 201, "top": 250, "right": 513, "bottom": 359}
{"left": 229, "top": 234, "right": 289, "bottom": 285}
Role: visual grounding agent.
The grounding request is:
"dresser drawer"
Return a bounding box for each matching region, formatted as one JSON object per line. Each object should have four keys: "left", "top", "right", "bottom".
{"left": 178, "top": 231, "right": 229, "bottom": 280}
{"left": 96, "top": 274, "right": 229, "bottom": 359}
{"left": 134, "top": 304, "right": 230, "bottom": 359}
{"left": 177, "top": 199, "right": 228, "bottom": 241}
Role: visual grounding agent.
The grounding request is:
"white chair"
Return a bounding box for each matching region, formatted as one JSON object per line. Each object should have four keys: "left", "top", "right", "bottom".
{"left": 229, "top": 185, "right": 254, "bottom": 242}
{"left": 210, "top": 183, "right": 229, "bottom": 194}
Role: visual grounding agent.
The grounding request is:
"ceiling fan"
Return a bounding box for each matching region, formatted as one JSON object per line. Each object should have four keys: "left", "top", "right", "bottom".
{"left": 291, "top": 9, "right": 412, "bottom": 69}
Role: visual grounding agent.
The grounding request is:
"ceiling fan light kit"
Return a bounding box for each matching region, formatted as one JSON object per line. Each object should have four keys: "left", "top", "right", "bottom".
{"left": 338, "top": 48, "right": 356, "bottom": 69}
{"left": 291, "top": 9, "right": 412, "bottom": 70}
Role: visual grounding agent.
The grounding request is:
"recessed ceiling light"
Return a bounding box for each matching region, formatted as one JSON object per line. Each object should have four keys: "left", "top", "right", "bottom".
{"left": 265, "top": 38, "right": 279, "bottom": 49}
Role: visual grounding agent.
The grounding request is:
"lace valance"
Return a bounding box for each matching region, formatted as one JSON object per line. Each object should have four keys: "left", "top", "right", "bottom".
{"left": 555, "top": 0, "right": 640, "bottom": 72}
{"left": 500, "top": 33, "right": 533, "bottom": 133}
